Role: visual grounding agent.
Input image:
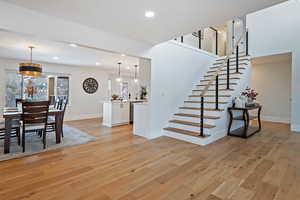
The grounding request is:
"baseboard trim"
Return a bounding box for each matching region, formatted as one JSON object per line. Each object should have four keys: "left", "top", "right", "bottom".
{"left": 65, "top": 113, "right": 102, "bottom": 121}
{"left": 291, "top": 124, "right": 300, "bottom": 132}
{"left": 261, "top": 116, "right": 290, "bottom": 124}
{"left": 163, "top": 128, "right": 227, "bottom": 146}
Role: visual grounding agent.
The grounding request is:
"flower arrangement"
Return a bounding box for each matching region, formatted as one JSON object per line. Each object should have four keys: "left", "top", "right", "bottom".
{"left": 241, "top": 87, "right": 258, "bottom": 102}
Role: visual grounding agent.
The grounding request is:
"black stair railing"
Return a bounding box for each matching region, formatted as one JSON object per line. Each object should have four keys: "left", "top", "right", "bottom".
{"left": 235, "top": 29, "right": 249, "bottom": 73}
{"left": 236, "top": 45, "right": 239, "bottom": 73}
{"left": 226, "top": 58, "right": 230, "bottom": 89}
{"left": 200, "top": 96, "right": 204, "bottom": 136}
{"left": 246, "top": 30, "right": 249, "bottom": 56}
{"left": 215, "top": 75, "right": 219, "bottom": 110}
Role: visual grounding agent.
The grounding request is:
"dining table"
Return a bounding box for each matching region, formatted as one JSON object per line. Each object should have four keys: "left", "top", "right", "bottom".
{"left": 2, "top": 107, "right": 64, "bottom": 154}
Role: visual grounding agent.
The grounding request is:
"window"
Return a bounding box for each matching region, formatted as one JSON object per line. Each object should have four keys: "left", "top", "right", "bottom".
{"left": 120, "top": 82, "right": 129, "bottom": 99}
{"left": 5, "top": 71, "right": 70, "bottom": 106}
{"left": 5, "top": 72, "right": 22, "bottom": 107}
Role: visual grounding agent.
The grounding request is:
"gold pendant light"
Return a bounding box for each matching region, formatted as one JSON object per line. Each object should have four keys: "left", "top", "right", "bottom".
{"left": 19, "top": 46, "right": 42, "bottom": 77}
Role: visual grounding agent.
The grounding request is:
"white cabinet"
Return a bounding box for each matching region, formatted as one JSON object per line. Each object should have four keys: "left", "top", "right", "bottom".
{"left": 133, "top": 103, "right": 151, "bottom": 138}
{"left": 102, "top": 101, "right": 130, "bottom": 127}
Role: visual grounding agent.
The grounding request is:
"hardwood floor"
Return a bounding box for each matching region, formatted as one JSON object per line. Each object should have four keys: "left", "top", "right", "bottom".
{"left": 0, "top": 119, "right": 300, "bottom": 200}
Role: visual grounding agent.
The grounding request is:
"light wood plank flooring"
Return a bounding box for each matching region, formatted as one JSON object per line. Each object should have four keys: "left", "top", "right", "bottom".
{"left": 0, "top": 119, "right": 300, "bottom": 200}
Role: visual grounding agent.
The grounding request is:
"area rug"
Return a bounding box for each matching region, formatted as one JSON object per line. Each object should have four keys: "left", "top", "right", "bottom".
{"left": 0, "top": 125, "right": 96, "bottom": 162}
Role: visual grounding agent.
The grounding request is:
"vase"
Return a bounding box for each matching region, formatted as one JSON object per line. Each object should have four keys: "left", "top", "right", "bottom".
{"left": 246, "top": 98, "right": 255, "bottom": 107}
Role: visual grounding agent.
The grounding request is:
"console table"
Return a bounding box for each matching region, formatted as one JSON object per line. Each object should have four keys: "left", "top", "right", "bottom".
{"left": 228, "top": 104, "right": 262, "bottom": 138}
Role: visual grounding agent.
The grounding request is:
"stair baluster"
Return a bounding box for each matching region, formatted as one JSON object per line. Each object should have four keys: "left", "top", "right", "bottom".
{"left": 246, "top": 30, "right": 249, "bottom": 56}
{"left": 215, "top": 75, "right": 219, "bottom": 110}
{"left": 236, "top": 45, "right": 239, "bottom": 73}
{"left": 200, "top": 96, "right": 204, "bottom": 136}
{"left": 227, "top": 58, "right": 230, "bottom": 89}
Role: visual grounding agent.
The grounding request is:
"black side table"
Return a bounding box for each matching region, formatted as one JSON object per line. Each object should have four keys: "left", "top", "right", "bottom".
{"left": 228, "top": 105, "right": 262, "bottom": 138}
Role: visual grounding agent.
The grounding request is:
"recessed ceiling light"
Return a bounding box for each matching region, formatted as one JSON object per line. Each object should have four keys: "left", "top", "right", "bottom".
{"left": 53, "top": 56, "right": 59, "bottom": 60}
{"left": 69, "top": 43, "right": 78, "bottom": 47}
{"left": 96, "top": 62, "right": 101, "bottom": 66}
{"left": 121, "top": 54, "right": 126, "bottom": 57}
{"left": 145, "top": 11, "right": 155, "bottom": 18}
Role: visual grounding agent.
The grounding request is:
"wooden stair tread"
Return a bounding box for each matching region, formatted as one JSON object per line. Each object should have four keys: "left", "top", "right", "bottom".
{"left": 174, "top": 113, "right": 220, "bottom": 119}
{"left": 197, "top": 83, "right": 237, "bottom": 86}
{"left": 207, "top": 67, "right": 246, "bottom": 73}
{"left": 169, "top": 120, "right": 215, "bottom": 128}
{"left": 205, "top": 72, "right": 243, "bottom": 77}
{"left": 201, "top": 78, "right": 240, "bottom": 82}
{"left": 179, "top": 107, "right": 224, "bottom": 111}
{"left": 189, "top": 94, "right": 231, "bottom": 97}
{"left": 184, "top": 101, "right": 227, "bottom": 104}
{"left": 164, "top": 127, "right": 209, "bottom": 138}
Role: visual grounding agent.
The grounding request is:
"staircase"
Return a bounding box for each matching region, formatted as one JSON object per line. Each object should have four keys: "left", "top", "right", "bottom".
{"left": 163, "top": 53, "right": 251, "bottom": 145}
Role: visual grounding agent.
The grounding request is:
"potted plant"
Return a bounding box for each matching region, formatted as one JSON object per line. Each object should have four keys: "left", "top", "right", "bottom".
{"left": 111, "top": 94, "right": 119, "bottom": 101}
{"left": 140, "top": 86, "right": 147, "bottom": 100}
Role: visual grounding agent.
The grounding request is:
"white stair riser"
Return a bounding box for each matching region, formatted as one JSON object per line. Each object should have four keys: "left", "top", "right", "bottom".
{"left": 188, "top": 96, "right": 230, "bottom": 102}
{"left": 173, "top": 116, "right": 217, "bottom": 124}
{"left": 204, "top": 74, "right": 242, "bottom": 79}
{"left": 184, "top": 102, "right": 227, "bottom": 109}
{"left": 199, "top": 79, "right": 240, "bottom": 84}
{"left": 210, "top": 66, "right": 248, "bottom": 71}
{"left": 192, "top": 90, "right": 231, "bottom": 95}
{"left": 178, "top": 109, "right": 222, "bottom": 116}
{"left": 195, "top": 86, "right": 237, "bottom": 91}
{"left": 168, "top": 123, "right": 214, "bottom": 133}
{"left": 214, "top": 61, "right": 249, "bottom": 65}
{"left": 207, "top": 68, "right": 246, "bottom": 74}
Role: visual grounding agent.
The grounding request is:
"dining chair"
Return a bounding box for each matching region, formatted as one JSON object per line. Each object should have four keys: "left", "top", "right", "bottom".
{"left": 15, "top": 98, "right": 23, "bottom": 107}
{"left": 47, "top": 98, "right": 68, "bottom": 137}
{"left": 0, "top": 118, "right": 21, "bottom": 146}
{"left": 21, "top": 101, "right": 50, "bottom": 152}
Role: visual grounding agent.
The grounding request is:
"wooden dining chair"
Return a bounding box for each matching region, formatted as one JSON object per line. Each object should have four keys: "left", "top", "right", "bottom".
{"left": 0, "top": 119, "right": 21, "bottom": 145}
{"left": 15, "top": 98, "right": 23, "bottom": 107}
{"left": 21, "top": 101, "right": 50, "bottom": 152}
{"left": 47, "top": 98, "right": 68, "bottom": 137}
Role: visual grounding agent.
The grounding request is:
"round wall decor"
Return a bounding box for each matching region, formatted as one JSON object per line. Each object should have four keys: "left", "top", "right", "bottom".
{"left": 83, "top": 78, "right": 98, "bottom": 94}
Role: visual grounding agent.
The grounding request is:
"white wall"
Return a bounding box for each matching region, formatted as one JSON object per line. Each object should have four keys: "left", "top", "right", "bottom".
{"left": 247, "top": 0, "right": 300, "bottom": 131}
{"left": 0, "top": 57, "right": 141, "bottom": 121}
{"left": 142, "top": 41, "right": 217, "bottom": 138}
{"left": 251, "top": 54, "right": 291, "bottom": 123}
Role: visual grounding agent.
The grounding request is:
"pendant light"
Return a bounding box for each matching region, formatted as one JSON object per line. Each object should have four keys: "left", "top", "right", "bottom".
{"left": 134, "top": 65, "right": 139, "bottom": 83}
{"left": 19, "top": 46, "right": 42, "bottom": 77}
{"left": 116, "top": 62, "right": 122, "bottom": 82}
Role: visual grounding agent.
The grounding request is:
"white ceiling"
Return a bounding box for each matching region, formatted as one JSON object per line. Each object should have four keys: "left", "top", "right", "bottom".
{"left": 1, "top": 0, "right": 286, "bottom": 44}
{"left": 0, "top": 30, "right": 139, "bottom": 71}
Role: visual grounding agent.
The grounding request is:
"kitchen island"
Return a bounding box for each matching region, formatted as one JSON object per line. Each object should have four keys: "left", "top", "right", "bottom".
{"left": 102, "top": 101, "right": 130, "bottom": 127}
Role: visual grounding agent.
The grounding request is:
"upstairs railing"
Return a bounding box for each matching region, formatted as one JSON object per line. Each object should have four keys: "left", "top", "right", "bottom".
{"left": 198, "top": 28, "right": 249, "bottom": 137}
{"left": 176, "top": 27, "right": 222, "bottom": 56}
